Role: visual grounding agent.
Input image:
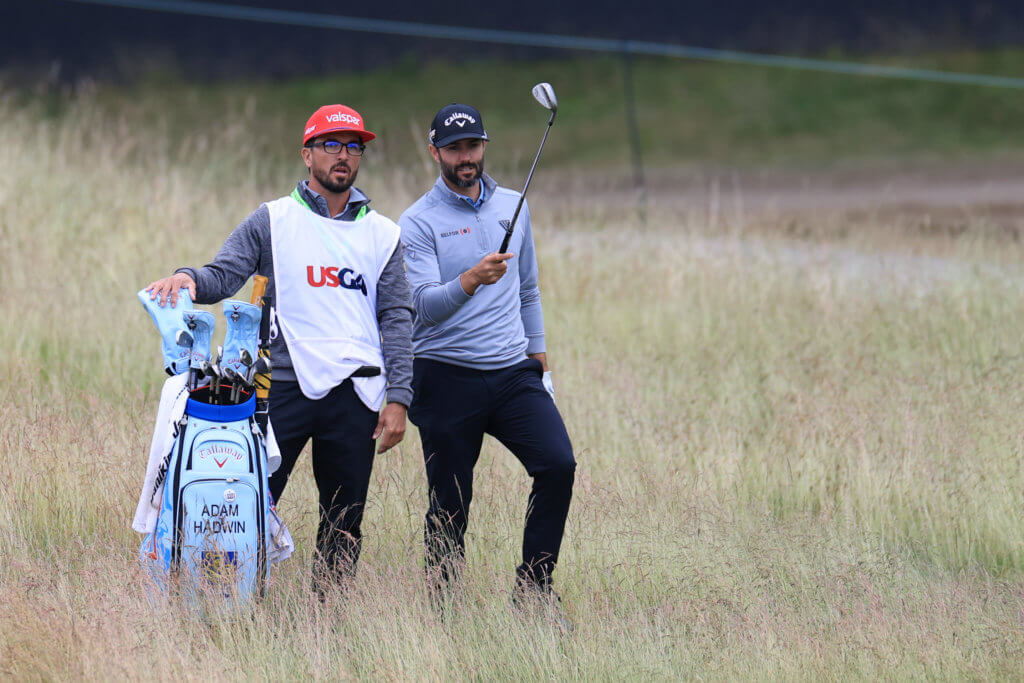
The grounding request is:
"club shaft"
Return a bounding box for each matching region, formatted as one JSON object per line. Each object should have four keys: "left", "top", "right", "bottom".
{"left": 499, "top": 113, "right": 555, "bottom": 253}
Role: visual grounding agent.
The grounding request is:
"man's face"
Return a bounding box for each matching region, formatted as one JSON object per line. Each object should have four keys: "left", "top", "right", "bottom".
{"left": 431, "top": 138, "right": 486, "bottom": 188}
{"left": 302, "top": 132, "right": 363, "bottom": 194}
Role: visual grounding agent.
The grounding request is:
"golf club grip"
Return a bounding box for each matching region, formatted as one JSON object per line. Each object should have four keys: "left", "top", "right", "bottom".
{"left": 499, "top": 197, "right": 527, "bottom": 253}
{"left": 250, "top": 275, "right": 268, "bottom": 306}
{"left": 255, "top": 291, "right": 272, "bottom": 402}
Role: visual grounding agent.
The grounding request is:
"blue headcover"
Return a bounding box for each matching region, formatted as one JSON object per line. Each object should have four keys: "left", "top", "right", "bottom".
{"left": 222, "top": 300, "right": 261, "bottom": 376}
{"left": 138, "top": 288, "right": 194, "bottom": 375}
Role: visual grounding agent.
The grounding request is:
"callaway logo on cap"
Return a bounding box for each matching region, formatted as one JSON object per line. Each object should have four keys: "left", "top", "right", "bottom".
{"left": 429, "top": 103, "right": 488, "bottom": 148}
{"left": 303, "top": 104, "right": 376, "bottom": 145}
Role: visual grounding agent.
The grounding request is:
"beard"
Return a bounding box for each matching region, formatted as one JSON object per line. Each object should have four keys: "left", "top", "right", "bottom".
{"left": 440, "top": 157, "right": 484, "bottom": 188}
{"left": 313, "top": 161, "right": 358, "bottom": 194}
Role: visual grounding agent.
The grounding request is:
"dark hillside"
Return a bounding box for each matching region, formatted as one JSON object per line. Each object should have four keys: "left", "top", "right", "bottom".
{"left": 4, "top": 1, "right": 1024, "bottom": 82}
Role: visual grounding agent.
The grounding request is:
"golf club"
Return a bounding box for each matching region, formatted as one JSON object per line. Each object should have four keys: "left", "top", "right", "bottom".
{"left": 498, "top": 82, "right": 558, "bottom": 254}
{"left": 209, "top": 362, "right": 224, "bottom": 404}
{"left": 233, "top": 349, "right": 254, "bottom": 403}
{"left": 223, "top": 366, "right": 243, "bottom": 404}
{"left": 246, "top": 355, "right": 272, "bottom": 388}
{"left": 215, "top": 346, "right": 224, "bottom": 403}
{"left": 200, "top": 361, "right": 219, "bottom": 403}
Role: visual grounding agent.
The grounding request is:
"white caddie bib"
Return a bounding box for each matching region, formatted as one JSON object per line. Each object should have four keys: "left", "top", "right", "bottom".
{"left": 268, "top": 194, "right": 400, "bottom": 410}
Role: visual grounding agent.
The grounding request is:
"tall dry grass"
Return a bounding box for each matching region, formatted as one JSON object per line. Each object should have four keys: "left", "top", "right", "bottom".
{"left": 2, "top": 85, "right": 1024, "bottom": 679}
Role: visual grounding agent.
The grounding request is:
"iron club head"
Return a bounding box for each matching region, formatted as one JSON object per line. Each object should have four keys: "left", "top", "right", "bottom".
{"left": 246, "top": 356, "right": 271, "bottom": 385}
{"left": 207, "top": 362, "right": 224, "bottom": 403}
{"left": 532, "top": 82, "right": 558, "bottom": 114}
{"left": 201, "top": 361, "right": 217, "bottom": 384}
{"left": 222, "top": 366, "right": 242, "bottom": 403}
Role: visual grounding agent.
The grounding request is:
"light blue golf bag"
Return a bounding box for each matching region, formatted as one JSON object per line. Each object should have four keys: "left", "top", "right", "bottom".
{"left": 136, "top": 286, "right": 289, "bottom": 607}
{"left": 140, "top": 390, "right": 272, "bottom": 604}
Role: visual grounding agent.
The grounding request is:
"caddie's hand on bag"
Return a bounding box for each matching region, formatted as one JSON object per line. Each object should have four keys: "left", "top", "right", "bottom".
{"left": 374, "top": 402, "right": 407, "bottom": 453}
{"left": 146, "top": 272, "right": 197, "bottom": 307}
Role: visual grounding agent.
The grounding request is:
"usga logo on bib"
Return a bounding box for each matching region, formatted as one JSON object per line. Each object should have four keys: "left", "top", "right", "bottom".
{"left": 306, "top": 266, "right": 368, "bottom": 295}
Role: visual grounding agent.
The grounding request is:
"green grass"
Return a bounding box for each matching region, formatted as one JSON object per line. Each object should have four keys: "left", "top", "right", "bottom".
{"left": 14, "top": 48, "right": 1024, "bottom": 178}
{"left": 2, "top": 59, "right": 1024, "bottom": 677}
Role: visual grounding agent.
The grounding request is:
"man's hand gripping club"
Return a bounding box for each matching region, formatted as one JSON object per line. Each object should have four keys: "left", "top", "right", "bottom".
{"left": 460, "top": 252, "right": 514, "bottom": 296}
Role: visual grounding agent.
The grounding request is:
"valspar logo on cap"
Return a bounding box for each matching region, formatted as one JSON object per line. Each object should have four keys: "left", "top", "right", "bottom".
{"left": 326, "top": 112, "right": 361, "bottom": 126}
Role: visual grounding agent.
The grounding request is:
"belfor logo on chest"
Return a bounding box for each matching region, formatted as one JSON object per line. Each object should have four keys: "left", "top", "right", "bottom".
{"left": 306, "top": 266, "right": 368, "bottom": 295}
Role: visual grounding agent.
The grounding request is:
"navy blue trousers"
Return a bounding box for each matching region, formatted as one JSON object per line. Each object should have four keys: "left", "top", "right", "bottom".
{"left": 267, "top": 379, "right": 377, "bottom": 582}
{"left": 409, "top": 357, "right": 576, "bottom": 589}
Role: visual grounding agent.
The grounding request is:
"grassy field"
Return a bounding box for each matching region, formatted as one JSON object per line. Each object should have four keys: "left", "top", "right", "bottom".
{"left": 17, "top": 48, "right": 1024, "bottom": 177}
{"left": 3, "top": 56, "right": 1024, "bottom": 678}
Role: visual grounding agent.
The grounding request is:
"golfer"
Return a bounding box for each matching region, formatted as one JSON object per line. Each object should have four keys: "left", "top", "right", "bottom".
{"left": 146, "top": 104, "right": 413, "bottom": 593}
{"left": 399, "top": 103, "right": 575, "bottom": 608}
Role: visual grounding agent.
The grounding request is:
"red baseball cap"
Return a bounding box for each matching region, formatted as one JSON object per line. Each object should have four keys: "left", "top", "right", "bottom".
{"left": 302, "top": 104, "right": 376, "bottom": 145}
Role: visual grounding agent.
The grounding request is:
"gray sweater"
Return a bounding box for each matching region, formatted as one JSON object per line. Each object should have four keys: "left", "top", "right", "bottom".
{"left": 399, "top": 174, "right": 545, "bottom": 369}
{"left": 177, "top": 181, "right": 414, "bottom": 407}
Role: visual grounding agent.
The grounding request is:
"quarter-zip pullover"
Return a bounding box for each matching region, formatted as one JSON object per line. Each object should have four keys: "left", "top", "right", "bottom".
{"left": 399, "top": 173, "right": 545, "bottom": 369}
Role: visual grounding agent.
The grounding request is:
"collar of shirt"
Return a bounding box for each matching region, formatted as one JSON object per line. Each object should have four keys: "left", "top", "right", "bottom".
{"left": 297, "top": 180, "right": 370, "bottom": 220}
{"left": 433, "top": 173, "right": 497, "bottom": 210}
{"left": 459, "top": 180, "right": 485, "bottom": 209}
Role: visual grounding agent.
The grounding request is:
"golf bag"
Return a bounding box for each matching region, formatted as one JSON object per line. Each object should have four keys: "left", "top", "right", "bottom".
{"left": 139, "top": 389, "right": 272, "bottom": 604}
{"left": 135, "top": 286, "right": 290, "bottom": 607}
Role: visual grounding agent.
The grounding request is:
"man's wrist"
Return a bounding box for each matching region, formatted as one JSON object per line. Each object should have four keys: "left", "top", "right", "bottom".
{"left": 174, "top": 268, "right": 198, "bottom": 287}
{"left": 459, "top": 269, "right": 479, "bottom": 296}
{"left": 385, "top": 388, "right": 413, "bottom": 407}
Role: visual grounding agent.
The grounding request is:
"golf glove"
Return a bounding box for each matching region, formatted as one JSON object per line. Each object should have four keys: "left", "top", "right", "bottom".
{"left": 542, "top": 371, "right": 555, "bottom": 400}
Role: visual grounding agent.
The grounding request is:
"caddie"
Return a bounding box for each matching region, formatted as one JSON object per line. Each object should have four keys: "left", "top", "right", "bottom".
{"left": 146, "top": 104, "right": 413, "bottom": 594}
{"left": 398, "top": 103, "right": 576, "bottom": 613}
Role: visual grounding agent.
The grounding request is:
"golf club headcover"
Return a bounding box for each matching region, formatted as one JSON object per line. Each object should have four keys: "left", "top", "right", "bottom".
{"left": 137, "top": 288, "right": 194, "bottom": 375}
{"left": 182, "top": 310, "right": 216, "bottom": 369}
{"left": 221, "top": 299, "right": 261, "bottom": 376}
